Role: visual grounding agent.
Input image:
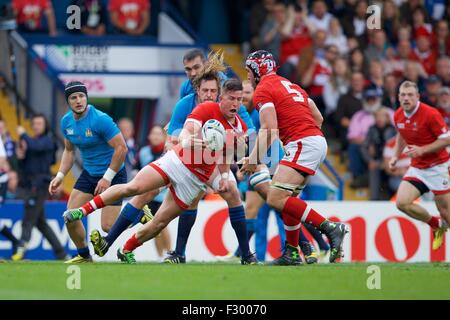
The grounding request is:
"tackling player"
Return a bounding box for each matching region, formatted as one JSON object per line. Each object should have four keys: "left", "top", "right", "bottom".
{"left": 62, "top": 79, "right": 258, "bottom": 264}
{"left": 389, "top": 80, "right": 449, "bottom": 249}
{"left": 240, "top": 50, "right": 348, "bottom": 265}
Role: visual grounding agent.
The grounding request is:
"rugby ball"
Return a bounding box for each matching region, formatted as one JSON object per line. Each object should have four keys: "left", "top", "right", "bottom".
{"left": 202, "top": 119, "right": 226, "bottom": 151}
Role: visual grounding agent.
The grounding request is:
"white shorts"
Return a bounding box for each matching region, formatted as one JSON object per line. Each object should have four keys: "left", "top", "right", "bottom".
{"left": 403, "top": 160, "right": 450, "bottom": 195}
{"left": 279, "top": 135, "right": 327, "bottom": 175}
{"left": 149, "top": 150, "right": 207, "bottom": 209}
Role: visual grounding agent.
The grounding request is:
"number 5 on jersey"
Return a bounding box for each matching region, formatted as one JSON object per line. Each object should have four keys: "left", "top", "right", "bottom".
{"left": 281, "top": 80, "right": 305, "bottom": 103}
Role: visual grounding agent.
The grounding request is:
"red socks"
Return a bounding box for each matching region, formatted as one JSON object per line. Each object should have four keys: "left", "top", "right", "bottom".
{"left": 80, "top": 195, "right": 105, "bottom": 215}
{"left": 427, "top": 216, "right": 440, "bottom": 230}
{"left": 282, "top": 198, "right": 327, "bottom": 247}
{"left": 123, "top": 234, "right": 142, "bottom": 252}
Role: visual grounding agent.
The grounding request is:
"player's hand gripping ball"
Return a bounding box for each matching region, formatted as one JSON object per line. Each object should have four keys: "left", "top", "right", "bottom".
{"left": 202, "top": 119, "right": 226, "bottom": 151}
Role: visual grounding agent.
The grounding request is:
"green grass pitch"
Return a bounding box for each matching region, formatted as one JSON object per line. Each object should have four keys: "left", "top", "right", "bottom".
{"left": 1, "top": 262, "right": 449, "bottom": 299}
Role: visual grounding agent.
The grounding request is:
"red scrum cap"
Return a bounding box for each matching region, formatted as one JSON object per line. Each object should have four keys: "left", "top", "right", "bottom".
{"left": 245, "top": 50, "right": 277, "bottom": 84}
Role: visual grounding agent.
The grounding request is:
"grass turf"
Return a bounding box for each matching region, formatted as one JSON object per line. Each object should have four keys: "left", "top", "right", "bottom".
{"left": 0, "top": 261, "right": 449, "bottom": 300}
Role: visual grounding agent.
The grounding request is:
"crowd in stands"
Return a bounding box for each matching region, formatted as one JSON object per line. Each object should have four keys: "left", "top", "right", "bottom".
{"left": 9, "top": 0, "right": 153, "bottom": 36}
{"left": 4, "top": 0, "right": 450, "bottom": 201}
{"left": 245, "top": 0, "right": 450, "bottom": 200}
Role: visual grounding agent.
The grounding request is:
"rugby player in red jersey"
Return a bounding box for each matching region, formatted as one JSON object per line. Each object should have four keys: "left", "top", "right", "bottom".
{"left": 390, "top": 80, "right": 450, "bottom": 250}
{"left": 240, "top": 50, "right": 348, "bottom": 265}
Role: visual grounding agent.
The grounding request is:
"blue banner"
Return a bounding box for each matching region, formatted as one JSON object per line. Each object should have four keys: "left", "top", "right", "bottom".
{"left": 0, "top": 201, "right": 83, "bottom": 260}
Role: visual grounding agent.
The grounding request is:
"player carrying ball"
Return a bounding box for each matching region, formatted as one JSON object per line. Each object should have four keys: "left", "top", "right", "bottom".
{"left": 62, "top": 79, "right": 258, "bottom": 264}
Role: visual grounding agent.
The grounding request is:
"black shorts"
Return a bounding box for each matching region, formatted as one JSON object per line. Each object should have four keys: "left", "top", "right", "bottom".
{"left": 74, "top": 167, "right": 127, "bottom": 206}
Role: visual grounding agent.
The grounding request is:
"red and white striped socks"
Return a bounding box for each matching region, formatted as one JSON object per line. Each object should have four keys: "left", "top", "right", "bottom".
{"left": 80, "top": 195, "right": 105, "bottom": 215}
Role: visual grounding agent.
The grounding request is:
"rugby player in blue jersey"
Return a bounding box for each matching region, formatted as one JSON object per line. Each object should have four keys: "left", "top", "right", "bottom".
{"left": 48, "top": 81, "right": 130, "bottom": 263}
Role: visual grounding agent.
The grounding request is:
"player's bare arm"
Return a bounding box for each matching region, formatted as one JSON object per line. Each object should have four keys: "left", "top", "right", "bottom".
{"left": 217, "top": 163, "right": 231, "bottom": 193}
{"left": 49, "top": 138, "right": 75, "bottom": 195}
{"left": 94, "top": 133, "right": 128, "bottom": 195}
{"left": 308, "top": 98, "right": 323, "bottom": 128}
{"left": 179, "top": 120, "right": 205, "bottom": 149}
{"left": 241, "top": 105, "right": 278, "bottom": 174}
{"left": 406, "top": 136, "right": 450, "bottom": 158}
{"left": 389, "top": 133, "right": 407, "bottom": 170}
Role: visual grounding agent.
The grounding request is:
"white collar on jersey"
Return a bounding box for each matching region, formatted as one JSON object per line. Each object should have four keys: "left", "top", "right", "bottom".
{"left": 403, "top": 101, "right": 420, "bottom": 118}
{"left": 226, "top": 116, "right": 243, "bottom": 133}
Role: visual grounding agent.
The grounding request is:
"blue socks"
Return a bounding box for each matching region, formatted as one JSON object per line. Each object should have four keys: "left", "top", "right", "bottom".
{"left": 175, "top": 209, "right": 197, "bottom": 257}
{"left": 234, "top": 218, "right": 257, "bottom": 257}
{"left": 304, "top": 223, "right": 330, "bottom": 251}
{"left": 229, "top": 205, "right": 250, "bottom": 258}
{"left": 299, "top": 228, "right": 309, "bottom": 243}
{"left": 105, "top": 203, "right": 141, "bottom": 247}
{"left": 77, "top": 246, "right": 90, "bottom": 258}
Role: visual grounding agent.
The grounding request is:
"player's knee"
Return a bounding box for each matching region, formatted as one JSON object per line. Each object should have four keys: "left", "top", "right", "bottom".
{"left": 396, "top": 199, "right": 411, "bottom": 213}
{"left": 267, "top": 193, "right": 283, "bottom": 211}
{"left": 245, "top": 205, "right": 259, "bottom": 219}
{"left": 153, "top": 218, "right": 169, "bottom": 233}
{"left": 124, "top": 182, "right": 143, "bottom": 197}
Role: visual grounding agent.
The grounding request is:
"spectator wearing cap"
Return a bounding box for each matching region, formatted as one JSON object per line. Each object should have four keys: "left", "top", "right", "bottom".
{"left": 362, "top": 107, "right": 397, "bottom": 199}
{"left": 435, "top": 86, "right": 450, "bottom": 126}
{"left": 346, "top": 86, "right": 394, "bottom": 189}
{"left": 422, "top": 75, "right": 442, "bottom": 106}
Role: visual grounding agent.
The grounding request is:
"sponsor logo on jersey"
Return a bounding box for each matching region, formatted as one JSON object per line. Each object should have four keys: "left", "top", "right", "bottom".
{"left": 66, "top": 128, "right": 74, "bottom": 135}
{"left": 397, "top": 123, "right": 405, "bottom": 129}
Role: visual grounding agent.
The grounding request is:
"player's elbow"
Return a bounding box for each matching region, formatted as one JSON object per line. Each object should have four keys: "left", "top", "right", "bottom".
{"left": 117, "top": 143, "right": 128, "bottom": 158}
{"left": 316, "top": 114, "right": 324, "bottom": 127}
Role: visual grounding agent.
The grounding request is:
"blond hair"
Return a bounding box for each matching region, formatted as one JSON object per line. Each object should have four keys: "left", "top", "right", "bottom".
{"left": 399, "top": 80, "right": 418, "bottom": 93}
{"left": 192, "top": 50, "right": 227, "bottom": 90}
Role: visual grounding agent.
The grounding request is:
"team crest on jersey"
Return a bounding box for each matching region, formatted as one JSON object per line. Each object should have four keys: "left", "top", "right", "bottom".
{"left": 66, "top": 128, "right": 74, "bottom": 135}
{"left": 85, "top": 128, "right": 93, "bottom": 137}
